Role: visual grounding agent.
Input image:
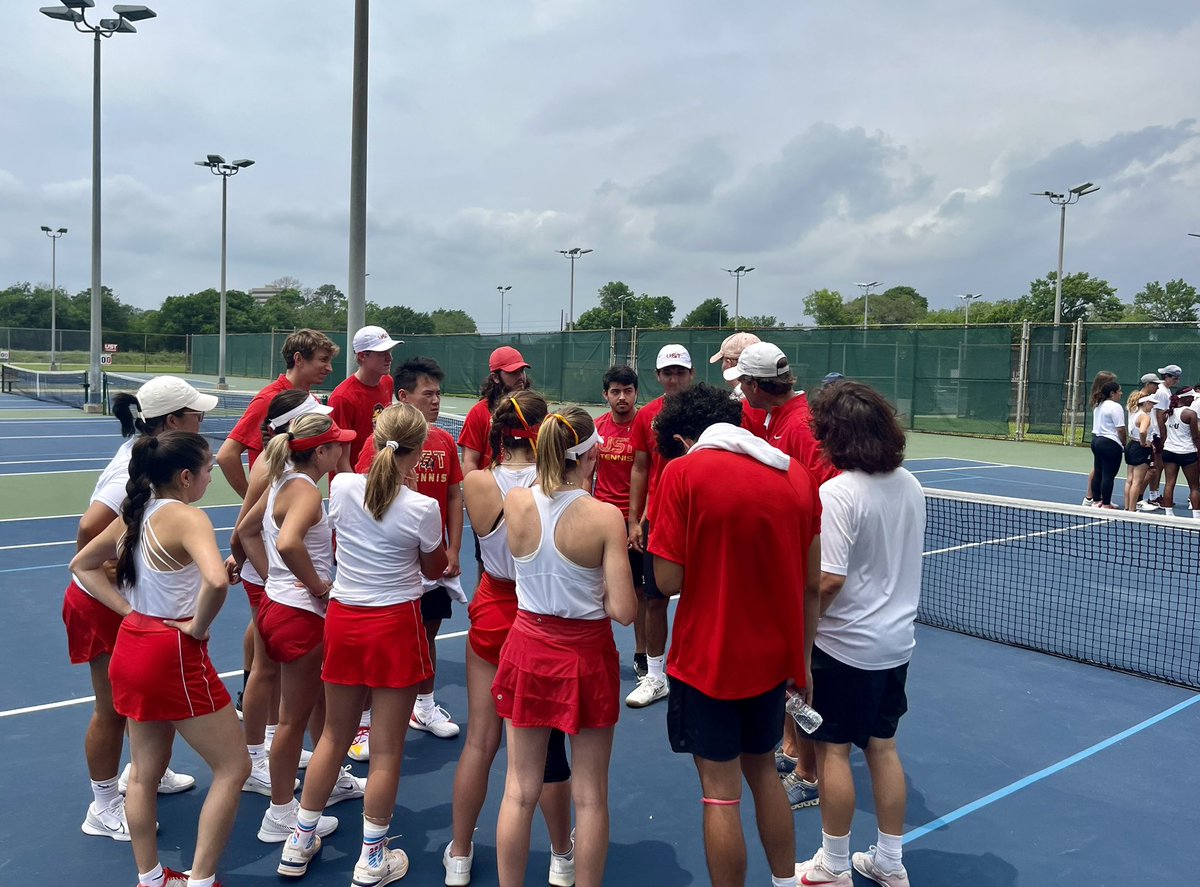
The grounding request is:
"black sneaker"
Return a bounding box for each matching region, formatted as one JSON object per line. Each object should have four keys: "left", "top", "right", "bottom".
{"left": 633, "top": 654, "right": 648, "bottom": 680}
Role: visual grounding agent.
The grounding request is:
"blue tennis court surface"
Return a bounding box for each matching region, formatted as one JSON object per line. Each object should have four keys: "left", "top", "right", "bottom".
{"left": 2, "top": 412, "right": 1197, "bottom": 885}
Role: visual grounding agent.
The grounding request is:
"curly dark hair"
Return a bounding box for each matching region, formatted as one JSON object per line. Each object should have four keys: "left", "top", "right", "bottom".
{"left": 810, "top": 381, "right": 905, "bottom": 473}
{"left": 654, "top": 383, "right": 742, "bottom": 461}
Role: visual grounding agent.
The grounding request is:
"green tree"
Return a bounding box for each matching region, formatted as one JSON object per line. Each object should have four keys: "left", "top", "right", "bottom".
{"left": 368, "top": 304, "right": 434, "bottom": 334}
{"left": 1131, "top": 279, "right": 1198, "bottom": 322}
{"left": 740, "top": 314, "right": 779, "bottom": 328}
{"left": 845, "top": 285, "right": 928, "bottom": 325}
{"left": 429, "top": 308, "right": 478, "bottom": 334}
{"left": 680, "top": 297, "right": 727, "bottom": 327}
{"left": 259, "top": 288, "right": 306, "bottom": 330}
{"left": 575, "top": 282, "right": 675, "bottom": 329}
{"left": 154, "top": 289, "right": 261, "bottom": 336}
{"left": 1018, "top": 271, "right": 1125, "bottom": 323}
{"left": 803, "top": 288, "right": 848, "bottom": 326}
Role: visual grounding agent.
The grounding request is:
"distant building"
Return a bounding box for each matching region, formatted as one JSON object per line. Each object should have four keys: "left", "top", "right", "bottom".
{"left": 249, "top": 285, "right": 282, "bottom": 306}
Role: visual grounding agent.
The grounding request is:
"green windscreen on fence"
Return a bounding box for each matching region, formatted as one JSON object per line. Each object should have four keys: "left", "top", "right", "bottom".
{"left": 1085, "top": 326, "right": 1200, "bottom": 391}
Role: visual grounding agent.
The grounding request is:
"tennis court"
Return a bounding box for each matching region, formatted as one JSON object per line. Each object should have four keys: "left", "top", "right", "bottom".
{"left": 1, "top": 383, "right": 1197, "bottom": 886}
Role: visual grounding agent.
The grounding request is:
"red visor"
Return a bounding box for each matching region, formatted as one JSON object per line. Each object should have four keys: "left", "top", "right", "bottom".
{"left": 288, "top": 422, "right": 356, "bottom": 452}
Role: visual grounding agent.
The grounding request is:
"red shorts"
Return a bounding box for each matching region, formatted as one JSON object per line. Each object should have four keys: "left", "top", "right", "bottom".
{"left": 109, "top": 612, "right": 231, "bottom": 722}
{"left": 467, "top": 573, "right": 518, "bottom": 666}
{"left": 492, "top": 611, "right": 619, "bottom": 734}
{"left": 243, "top": 579, "right": 265, "bottom": 610}
{"left": 322, "top": 599, "right": 433, "bottom": 689}
{"left": 62, "top": 578, "right": 124, "bottom": 664}
{"left": 256, "top": 596, "right": 324, "bottom": 663}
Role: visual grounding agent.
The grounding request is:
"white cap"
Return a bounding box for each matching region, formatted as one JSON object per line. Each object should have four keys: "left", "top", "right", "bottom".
{"left": 135, "top": 376, "right": 219, "bottom": 419}
{"left": 353, "top": 325, "right": 402, "bottom": 354}
{"left": 1158, "top": 364, "right": 1183, "bottom": 377}
{"left": 723, "top": 342, "right": 790, "bottom": 381}
{"left": 655, "top": 344, "right": 693, "bottom": 370}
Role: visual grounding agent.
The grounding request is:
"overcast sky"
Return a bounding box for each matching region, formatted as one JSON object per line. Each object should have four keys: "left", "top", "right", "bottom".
{"left": 2, "top": 0, "right": 1199, "bottom": 332}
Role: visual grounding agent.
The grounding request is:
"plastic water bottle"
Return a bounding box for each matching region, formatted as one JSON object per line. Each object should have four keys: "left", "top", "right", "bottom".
{"left": 785, "top": 693, "right": 823, "bottom": 734}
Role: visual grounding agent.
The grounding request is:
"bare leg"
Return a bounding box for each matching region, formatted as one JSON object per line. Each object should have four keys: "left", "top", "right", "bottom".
{"left": 692, "top": 755, "right": 746, "bottom": 887}
{"left": 1183, "top": 461, "right": 1200, "bottom": 511}
{"left": 568, "top": 727, "right": 615, "bottom": 887}
{"left": 360, "top": 686, "right": 419, "bottom": 820}
{"left": 417, "top": 619, "right": 441, "bottom": 697}
{"left": 85, "top": 654, "right": 126, "bottom": 781}
{"left": 541, "top": 779, "right": 574, "bottom": 855}
{"left": 1163, "top": 462, "right": 1181, "bottom": 508}
{"left": 863, "top": 737, "right": 906, "bottom": 835}
{"left": 632, "top": 588, "right": 647, "bottom": 658}
{"left": 495, "top": 723, "right": 551, "bottom": 887}
{"left": 795, "top": 735, "right": 819, "bottom": 782}
{"left": 813, "top": 742, "right": 855, "bottom": 837}
{"left": 299, "top": 683, "right": 368, "bottom": 811}
{"left": 449, "top": 644, "right": 504, "bottom": 857}
{"left": 242, "top": 618, "right": 254, "bottom": 678}
{"left": 270, "top": 644, "right": 324, "bottom": 806}
{"left": 125, "top": 720, "right": 173, "bottom": 875}
{"left": 241, "top": 618, "right": 279, "bottom": 746}
{"left": 742, "top": 750, "right": 796, "bottom": 880}
{"left": 644, "top": 597, "right": 669, "bottom": 658}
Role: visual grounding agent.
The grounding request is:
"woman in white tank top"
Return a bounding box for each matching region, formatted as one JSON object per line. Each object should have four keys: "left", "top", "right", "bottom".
{"left": 237, "top": 413, "right": 357, "bottom": 840}
{"left": 71, "top": 431, "right": 249, "bottom": 887}
{"left": 1160, "top": 387, "right": 1200, "bottom": 515}
{"left": 447, "top": 390, "right": 581, "bottom": 887}
{"left": 494, "top": 406, "right": 637, "bottom": 887}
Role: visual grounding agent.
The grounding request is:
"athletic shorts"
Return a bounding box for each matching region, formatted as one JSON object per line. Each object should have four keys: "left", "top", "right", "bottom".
{"left": 322, "top": 599, "right": 433, "bottom": 689}
{"left": 420, "top": 585, "right": 453, "bottom": 623}
{"left": 1124, "top": 440, "right": 1154, "bottom": 467}
{"left": 666, "top": 676, "right": 786, "bottom": 762}
{"left": 641, "top": 521, "right": 666, "bottom": 600}
{"left": 110, "top": 612, "right": 231, "bottom": 722}
{"left": 468, "top": 573, "right": 518, "bottom": 666}
{"left": 1162, "top": 449, "right": 1199, "bottom": 467}
{"left": 243, "top": 579, "right": 265, "bottom": 610}
{"left": 62, "top": 578, "right": 124, "bottom": 664}
{"left": 627, "top": 547, "right": 645, "bottom": 587}
{"left": 809, "top": 645, "right": 909, "bottom": 750}
{"left": 256, "top": 596, "right": 324, "bottom": 664}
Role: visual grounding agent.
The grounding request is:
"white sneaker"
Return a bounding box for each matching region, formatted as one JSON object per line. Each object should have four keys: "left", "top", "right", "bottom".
{"left": 443, "top": 841, "right": 473, "bottom": 886}
{"left": 625, "top": 674, "right": 669, "bottom": 708}
{"left": 1137, "top": 500, "right": 1163, "bottom": 512}
{"left": 852, "top": 847, "right": 911, "bottom": 887}
{"left": 278, "top": 831, "right": 322, "bottom": 878}
{"left": 297, "top": 747, "right": 312, "bottom": 770}
{"left": 348, "top": 726, "right": 371, "bottom": 762}
{"left": 118, "top": 762, "right": 196, "bottom": 795}
{"left": 243, "top": 754, "right": 299, "bottom": 796}
{"left": 548, "top": 832, "right": 575, "bottom": 887}
{"left": 326, "top": 765, "right": 367, "bottom": 806}
{"left": 257, "top": 798, "right": 339, "bottom": 843}
{"left": 81, "top": 798, "right": 131, "bottom": 841}
{"left": 1081, "top": 497, "right": 1094, "bottom": 507}
{"left": 410, "top": 704, "right": 461, "bottom": 739}
{"left": 352, "top": 838, "right": 409, "bottom": 886}
{"left": 796, "top": 848, "right": 853, "bottom": 885}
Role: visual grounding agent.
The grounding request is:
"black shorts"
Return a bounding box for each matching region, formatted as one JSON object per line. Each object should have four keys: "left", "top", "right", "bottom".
{"left": 1163, "top": 449, "right": 1199, "bottom": 467}
{"left": 809, "top": 645, "right": 908, "bottom": 750}
{"left": 420, "top": 586, "right": 453, "bottom": 623}
{"left": 627, "top": 547, "right": 644, "bottom": 587}
{"left": 1124, "top": 440, "right": 1153, "bottom": 467}
{"left": 641, "top": 521, "right": 667, "bottom": 600}
{"left": 666, "top": 676, "right": 785, "bottom": 762}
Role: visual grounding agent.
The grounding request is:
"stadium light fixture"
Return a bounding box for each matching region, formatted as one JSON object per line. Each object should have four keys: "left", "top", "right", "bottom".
{"left": 41, "top": 226, "right": 69, "bottom": 369}
{"left": 1033, "top": 183, "right": 1100, "bottom": 326}
{"left": 558, "top": 247, "right": 593, "bottom": 330}
{"left": 496, "top": 285, "right": 512, "bottom": 334}
{"left": 957, "top": 292, "right": 983, "bottom": 326}
{"left": 722, "top": 266, "right": 756, "bottom": 330}
{"left": 855, "top": 281, "right": 881, "bottom": 330}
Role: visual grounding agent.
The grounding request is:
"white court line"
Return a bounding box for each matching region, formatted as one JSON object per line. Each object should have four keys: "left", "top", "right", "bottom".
{"left": 0, "top": 503, "right": 248, "bottom": 524}
{"left": 0, "top": 457, "right": 110, "bottom": 467}
{"left": 0, "top": 434, "right": 119, "bottom": 441}
{"left": 910, "top": 464, "right": 1010, "bottom": 474}
{"left": 923, "top": 518, "right": 1106, "bottom": 557}
{"left": 0, "top": 630, "right": 471, "bottom": 719}
{"left": 0, "top": 468, "right": 112, "bottom": 477}
{"left": 0, "top": 527, "right": 235, "bottom": 552}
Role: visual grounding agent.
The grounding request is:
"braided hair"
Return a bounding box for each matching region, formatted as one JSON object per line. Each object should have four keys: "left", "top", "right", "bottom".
{"left": 489, "top": 389, "right": 548, "bottom": 463}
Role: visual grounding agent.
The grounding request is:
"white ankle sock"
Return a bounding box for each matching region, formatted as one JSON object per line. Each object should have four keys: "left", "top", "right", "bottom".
{"left": 247, "top": 742, "right": 266, "bottom": 760}
{"left": 821, "top": 831, "right": 851, "bottom": 873}
{"left": 92, "top": 776, "right": 120, "bottom": 808}
{"left": 415, "top": 693, "right": 435, "bottom": 714}
{"left": 186, "top": 876, "right": 215, "bottom": 887}
{"left": 771, "top": 875, "right": 797, "bottom": 887}
{"left": 265, "top": 724, "right": 277, "bottom": 744}
{"left": 138, "top": 863, "right": 164, "bottom": 887}
{"left": 874, "top": 830, "right": 903, "bottom": 871}
{"left": 359, "top": 710, "right": 372, "bottom": 728}
{"left": 647, "top": 654, "right": 665, "bottom": 681}
{"left": 360, "top": 816, "right": 389, "bottom": 867}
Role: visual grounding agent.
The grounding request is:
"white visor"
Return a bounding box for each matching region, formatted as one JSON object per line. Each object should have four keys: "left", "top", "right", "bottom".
{"left": 268, "top": 395, "right": 334, "bottom": 430}
{"left": 565, "top": 428, "right": 603, "bottom": 460}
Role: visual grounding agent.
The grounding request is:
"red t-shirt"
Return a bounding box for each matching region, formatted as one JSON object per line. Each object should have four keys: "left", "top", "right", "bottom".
{"left": 741, "top": 397, "right": 768, "bottom": 437}
{"left": 630, "top": 395, "right": 666, "bottom": 522}
{"left": 650, "top": 449, "right": 821, "bottom": 700}
{"left": 329, "top": 374, "right": 394, "bottom": 468}
{"left": 593, "top": 411, "right": 638, "bottom": 520}
{"left": 457, "top": 399, "right": 493, "bottom": 470}
{"left": 765, "top": 392, "right": 838, "bottom": 485}
{"left": 227, "top": 375, "right": 295, "bottom": 468}
{"left": 355, "top": 425, "right": 463, "bottom": 533}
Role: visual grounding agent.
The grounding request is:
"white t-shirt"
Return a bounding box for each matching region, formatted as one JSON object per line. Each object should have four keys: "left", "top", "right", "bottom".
{"left": 1092, "top": 400, "right": 1125, "bottom": 445}
{"left": 328, "top": 474, "right": 443, "bottom": 607}
{"left": 1153, "top": 383, "right": 1173, "bottom": 431}
{"left": 91, "top": 437, "right": 136, "bottom": 513}
{"left": 817, "top": 468, "right": 925, "bottom": 670}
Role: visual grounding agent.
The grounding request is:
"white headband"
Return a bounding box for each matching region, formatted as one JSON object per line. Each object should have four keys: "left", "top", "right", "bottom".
{"left": 565, "top": 428, "right": 603, "bottom": 460}
{"left": 268, "top": 396, "right": 325, "bottom": 430}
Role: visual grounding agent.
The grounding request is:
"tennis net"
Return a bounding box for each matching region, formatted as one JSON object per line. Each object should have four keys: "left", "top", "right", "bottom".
{"left": 1, "top": 364, "right": 91, "bottom": 408}
{"left": 920, "top": 488, "right": 1200, "bottom": 689}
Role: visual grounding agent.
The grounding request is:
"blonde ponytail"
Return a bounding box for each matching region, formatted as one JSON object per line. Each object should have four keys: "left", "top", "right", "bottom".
{"left": 261, "top": 413, "right": 331, "bottom": 482}
{"left": 534, "top": 406, "right": 594, "bottom": 495}
{"left": 363, "top": 404, "right": 428, "bottom": 520}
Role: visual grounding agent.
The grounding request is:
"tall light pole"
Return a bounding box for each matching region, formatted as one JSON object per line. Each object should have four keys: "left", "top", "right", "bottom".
{"left": 496, "top": 285, "right": 511, "bottom": 334}
{"left": 722, "top": 265, "right": 755, "bottom": 329}
{"left": 40, "top": 226, "right": 68, "bottom": 369}
{"left": 346, "top": 0, "right": 369, "bottom": 377}
{"left": 855, "top": 281, "right": 880, "bottom": 329}
{"left": 957, "top": 293, "right": 982, "bottom": 327}
{"left": 1032, "top": 182, "right": 1100, "bottom": 326}
{"left": 42, "top": 2, "right": 156, "bottom": 411}
{"left": 195, "top": 156, "right": 253, "bottom": 389}
{"left": 558, "top": 247, "right": 592, "bottom": 330}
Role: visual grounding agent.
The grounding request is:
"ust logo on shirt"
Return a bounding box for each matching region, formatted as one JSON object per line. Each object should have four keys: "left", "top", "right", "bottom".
{"left": 599, "top": 436, "right": 634, "bottom": 462}
{"left": 371, "top": 403, "right": 385, "bottom": 428}
{"left": 415, "top": 448, "right": 449, "bottom": 484}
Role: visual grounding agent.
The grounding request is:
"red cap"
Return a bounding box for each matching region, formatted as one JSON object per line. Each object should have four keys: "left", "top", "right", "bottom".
{"left": 490, "top": 346, "right": 530, "bottom": 373}
{"left": 288, "top": 421, "right": 356, "bottom": 452}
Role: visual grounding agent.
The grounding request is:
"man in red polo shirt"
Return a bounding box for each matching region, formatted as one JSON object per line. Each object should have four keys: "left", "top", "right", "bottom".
{"left": 592, "top": 364, "right": 646, "bottom": 677}
{"left": 649, "top": 382, "right": 821, "bottom": 887}
{"left": 216, "top": 328, "right": 339, "bottom": 497}
{"left": 626, "top": 344, "right": 694, "bottom": 708}
{"left": 328, "top": 325, "right": 402, "bottom": 470}
{"left": 458, "top": 345, "right": 531, "bottom": 473}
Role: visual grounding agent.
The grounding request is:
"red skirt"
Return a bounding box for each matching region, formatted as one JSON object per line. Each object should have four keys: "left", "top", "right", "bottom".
{"left": 243, "top": 579, "right": 265, "bottom": 610}
{"left": 256, "top": 596, "right": 324, "bottom": 664}
{"left": 492, "top": 611, "right": 619, "bottom": 734}
{"left": 110, "top": 612, "right": 231, "bottom": 722}
{"left": 62, "top": 578, "right": 124, "bottom": 664}
{"left": 467, "top": 573, "right": 518, "bottom": 666}
{"left": 322, "top": 599, "right": 433, "bottom": 689}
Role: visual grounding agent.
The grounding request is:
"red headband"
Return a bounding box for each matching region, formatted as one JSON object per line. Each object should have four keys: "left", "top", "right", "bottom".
{"left": 288, "top": 422, "right": 355, "bottom": 452}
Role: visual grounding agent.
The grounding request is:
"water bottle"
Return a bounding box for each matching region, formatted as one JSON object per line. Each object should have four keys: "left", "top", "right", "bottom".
{"left": 785, "top": 692, "right": 823, "bottom": 734}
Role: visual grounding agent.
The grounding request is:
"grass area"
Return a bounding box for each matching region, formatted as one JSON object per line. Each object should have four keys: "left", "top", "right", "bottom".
{"left": 2, "top": 350, "right": 188, "bottom": 373}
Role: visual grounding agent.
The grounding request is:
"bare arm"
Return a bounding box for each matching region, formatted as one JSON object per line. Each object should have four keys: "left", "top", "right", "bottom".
{"left": 216, "top": 437, "right": 250, "bottom": 498}
{"left": 444, "top": 483, "right": 464, "bottom": 577}
{"left": 1138, "top": 413, "right": 1151, "bottom": 447}
{"left": 234, "top": 478, "right": 271, "bottom": 581}
{"left": 652, "top": 553, "right": 684, "bottom": 598}
{"left": 601, "top": 507, "right": 637, "bottom": 625}
{"left": 626, "top": 450, "right": 650, "bottom": 550}
{"left": 801, "top": 536, "right": 822, "bottom": 703}
{"left": 76, "top": 501, "right": 118, "bottom": 551}
{"left": 69, "top": 517, "right": 133, "bottom": 617}
{"left": 461, "top": 447, "right": 483, "bottom": 475}
{"left": 1156, "top": 410, "right": 1168, "bottom": 446}
{"left": 276, "top": 484, "right": 330, "bottom": 598}
{"left": 419, "top": 542, "right": 450, "bottom": 582}
{"left": 165, "top": 510, "right": 230, "bottom": 639}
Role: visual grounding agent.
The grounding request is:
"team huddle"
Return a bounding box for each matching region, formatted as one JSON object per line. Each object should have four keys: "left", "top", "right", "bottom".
{"left": 61, "top": 326, "right": 927, "bottom": 887}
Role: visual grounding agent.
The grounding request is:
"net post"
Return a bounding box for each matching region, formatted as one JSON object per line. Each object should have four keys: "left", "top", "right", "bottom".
{"left": 1015, "top": 321, "right": 1030, "bottom": 441}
